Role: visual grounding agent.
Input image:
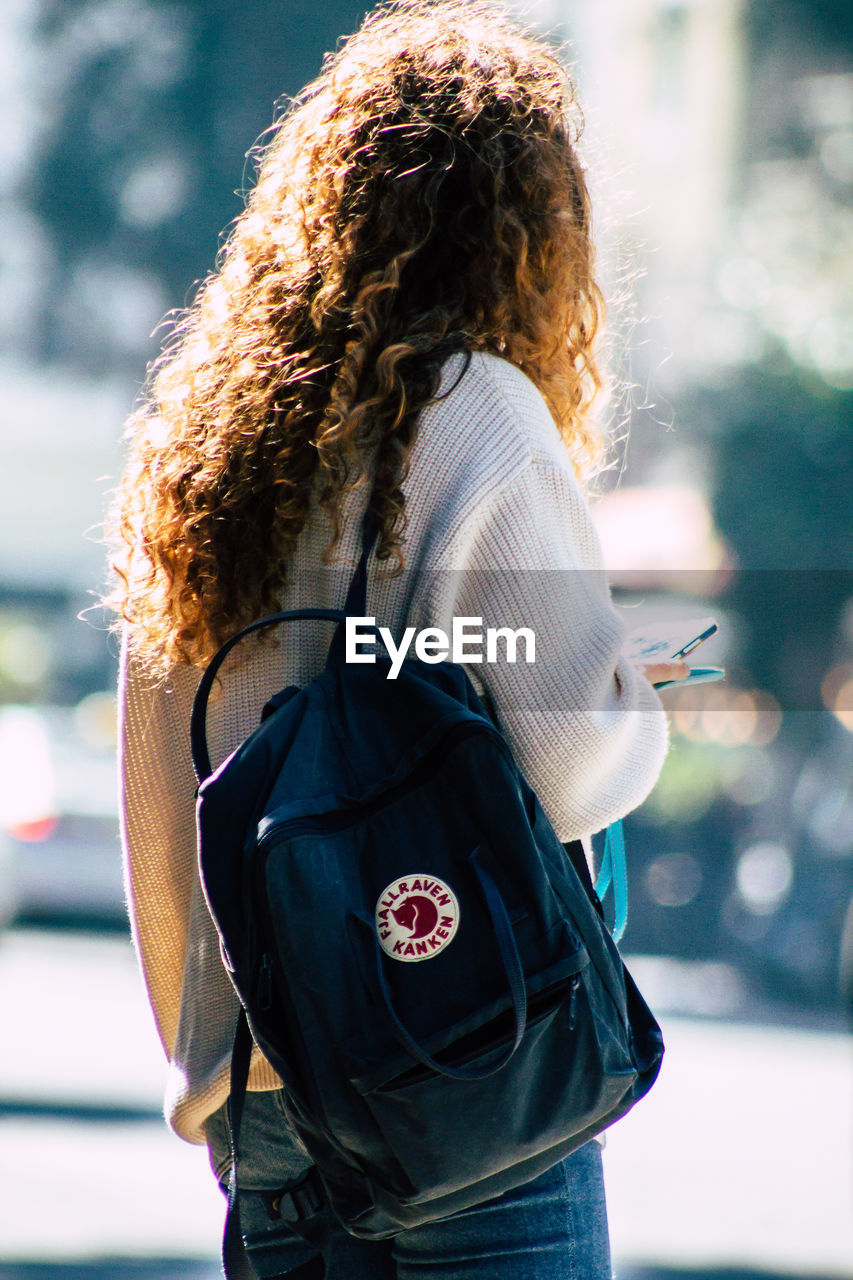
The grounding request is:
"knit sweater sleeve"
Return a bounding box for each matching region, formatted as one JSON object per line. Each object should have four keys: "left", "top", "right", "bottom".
{"left": 420, "top": 459, "right": 669, "bottom": 842}
{"left": 118, "top": 633, "right": 281, "bottom": 1143}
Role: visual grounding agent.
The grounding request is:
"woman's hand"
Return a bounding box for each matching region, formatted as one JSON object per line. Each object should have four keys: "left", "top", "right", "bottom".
{"left": 637, "top": 660, "right": 691, "bottom": 689}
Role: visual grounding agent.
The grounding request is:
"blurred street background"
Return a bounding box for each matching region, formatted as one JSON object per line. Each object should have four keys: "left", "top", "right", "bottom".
{"left": 0, "top": 0, "right": 852, "bottom": 1277}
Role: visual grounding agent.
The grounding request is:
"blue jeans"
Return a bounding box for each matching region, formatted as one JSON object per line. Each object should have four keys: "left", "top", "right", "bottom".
{"left": 205, "top": 1092, "right": 612, "bottom": 1280}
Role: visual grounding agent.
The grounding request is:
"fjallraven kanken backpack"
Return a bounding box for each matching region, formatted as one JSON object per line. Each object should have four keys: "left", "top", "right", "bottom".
{"left": 190, "top": 509, "right": 664, "bottom": 1273}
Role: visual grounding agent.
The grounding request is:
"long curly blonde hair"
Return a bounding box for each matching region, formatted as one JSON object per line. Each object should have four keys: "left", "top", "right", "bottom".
{"left": 109, "top": 0, "right": 606, "bottom": 673}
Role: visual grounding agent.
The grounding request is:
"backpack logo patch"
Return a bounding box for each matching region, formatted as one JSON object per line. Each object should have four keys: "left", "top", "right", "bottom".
{"left": 375, "top": 875, "right": 460, "bottom": 962}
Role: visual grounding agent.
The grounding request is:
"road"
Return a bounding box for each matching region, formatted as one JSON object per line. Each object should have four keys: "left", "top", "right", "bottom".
{"left": 1, "top": 929, "right": 852, "bottom": 1279}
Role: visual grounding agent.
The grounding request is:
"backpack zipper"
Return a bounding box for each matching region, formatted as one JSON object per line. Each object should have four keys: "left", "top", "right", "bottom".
{"left": 255, "top": 717, "right": 510, "bottom": 849}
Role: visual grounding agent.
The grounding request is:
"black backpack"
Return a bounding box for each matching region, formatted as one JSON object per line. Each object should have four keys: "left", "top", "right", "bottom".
{"left": 190, "top": 509, "right": 664, "bottom": 1277}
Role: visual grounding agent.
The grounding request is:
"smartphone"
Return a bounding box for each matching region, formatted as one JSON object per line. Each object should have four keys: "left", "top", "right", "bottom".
{"left": 625, "top": 617, "right": 724, "bottom": 689}
{"left": 653, "top": 666, "right": 725, "bottom": 690}
{"left": 625, "top": 616, "right": 718, "bottom": 663}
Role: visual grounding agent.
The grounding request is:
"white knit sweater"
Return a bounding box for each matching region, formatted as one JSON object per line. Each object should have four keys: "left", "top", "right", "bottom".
{"left": 119, "top": 351, "right": 668, "bottom": 1145}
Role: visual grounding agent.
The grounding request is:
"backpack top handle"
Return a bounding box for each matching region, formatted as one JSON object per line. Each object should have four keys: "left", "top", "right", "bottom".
{"left": 189, "top": 502, "right": 379, "bottom": 785}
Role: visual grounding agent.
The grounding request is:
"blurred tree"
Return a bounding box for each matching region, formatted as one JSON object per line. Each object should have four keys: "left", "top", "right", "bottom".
{"left": 690, "top": 359, "right": 853, "bottom": 720}
{"left": 747, "top": 0, "right": 853, "bottom": 54}
{"left": 26, "top": 0, "right": 369, "bottom": 377}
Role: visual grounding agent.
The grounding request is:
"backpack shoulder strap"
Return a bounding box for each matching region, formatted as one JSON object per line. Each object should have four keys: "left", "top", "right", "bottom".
{"left": 222, "top": 1009, "right": 335, "bottom": 1280}
{"left": 324, "top": 502, "right": 379, "bottom": 668}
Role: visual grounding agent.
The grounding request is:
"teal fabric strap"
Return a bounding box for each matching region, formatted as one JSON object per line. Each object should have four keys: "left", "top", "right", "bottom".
{"left": 594, "top": 820, "right": 628, "bottom": 944}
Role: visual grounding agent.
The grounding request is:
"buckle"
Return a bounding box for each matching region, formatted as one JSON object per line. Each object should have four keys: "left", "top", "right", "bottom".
{"left": 267, "top": 1170, "right": 323, "bottom": 1222}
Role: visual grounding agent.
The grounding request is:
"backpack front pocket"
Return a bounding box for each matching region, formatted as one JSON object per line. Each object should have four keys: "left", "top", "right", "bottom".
{"left": 346, "top": 965, "right": 632, "bottom": 1204}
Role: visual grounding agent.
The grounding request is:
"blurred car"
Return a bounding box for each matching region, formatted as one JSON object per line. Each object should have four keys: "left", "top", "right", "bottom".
{"left": 0, "top": 700, "right": 126, "bottom": 931}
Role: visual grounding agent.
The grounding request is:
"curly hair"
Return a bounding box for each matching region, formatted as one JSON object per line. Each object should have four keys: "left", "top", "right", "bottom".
{"left": 109, "top": 0, "right": 607, "bottom": 673}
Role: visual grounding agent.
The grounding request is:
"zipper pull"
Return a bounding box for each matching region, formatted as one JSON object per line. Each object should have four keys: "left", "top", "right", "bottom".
{"left": 567, "top": 974, "right": 581, "bottom": 1030}
{"left": 257, "top": 953, "right": 274, "bottom": 1012}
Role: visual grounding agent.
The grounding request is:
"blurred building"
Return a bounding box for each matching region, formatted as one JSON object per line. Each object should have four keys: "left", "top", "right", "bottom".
{"left": 567, "top": 0, "right": 853, "bottom": 396}
{"left": 566, "top": 0, "right": 743, "bottom": 384}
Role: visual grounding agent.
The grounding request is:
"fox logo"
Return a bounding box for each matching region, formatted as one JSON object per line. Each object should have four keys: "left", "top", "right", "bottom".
{"left": 375, "top": 875, "right": 460, "bottom": 962}
{"left": 390, "top": 895, "right": 439, "bottom": 939}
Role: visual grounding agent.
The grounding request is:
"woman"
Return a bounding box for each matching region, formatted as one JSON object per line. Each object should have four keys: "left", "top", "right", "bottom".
{"left": 111, "top": 2, "right": 685, "bottom": 1276}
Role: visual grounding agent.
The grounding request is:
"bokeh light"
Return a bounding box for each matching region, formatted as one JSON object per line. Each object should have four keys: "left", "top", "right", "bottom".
{"left": 670, "top": 683, "right": 782, "bottom": 747}
{"left": 73, "top": 689, "right": 118, "bottom": 751}
{"left": 0, "top": 618, "right": 52, "bottom": 688}
{"left": 735, "top": 842, "right": 794, "bottom": 916}
{"left": 822, "top": 662, "right": 853, "bottom": 732}
{"left": 645, "top": 851, "right": 703, "bottom": 908}
{"left": 717, "top": 746, "right": 777, "bottom": 806}
{"left": 0, "top": 705, "right": 56, "bottom": 837}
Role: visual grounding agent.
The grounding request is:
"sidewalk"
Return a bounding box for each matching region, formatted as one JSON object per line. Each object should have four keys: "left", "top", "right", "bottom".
{"left": 2, "top": 928, "right": 852, "bottom": 1276}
